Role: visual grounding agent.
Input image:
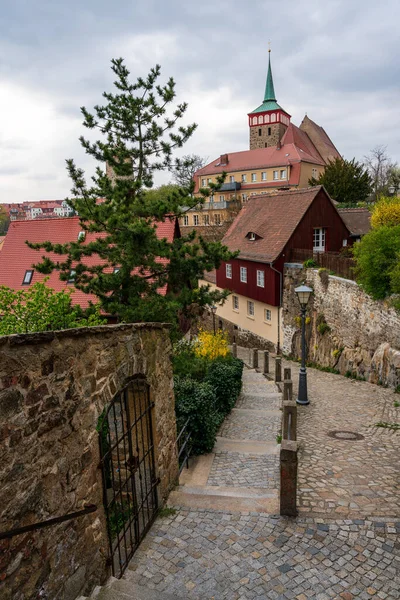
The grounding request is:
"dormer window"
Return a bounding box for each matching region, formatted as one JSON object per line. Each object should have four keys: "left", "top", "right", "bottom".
{"left": 22, "top": 270, "right": 34, "bottom": 285}
{"left": 78, "top": 231, "right": 85, "bottom": 241}
{"left": 249, "top": 233, "right": 256, "bottom": 241}
{"left": 67, "top": 270, "right": 76, "bottom": 283}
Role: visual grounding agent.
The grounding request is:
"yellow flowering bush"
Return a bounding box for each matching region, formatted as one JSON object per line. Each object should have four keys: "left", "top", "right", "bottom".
{"left": 371, "top": 196, "right": 400, "bottom": 229}
{"left": 194, "top": 329, "right": 230, "bottom": 360}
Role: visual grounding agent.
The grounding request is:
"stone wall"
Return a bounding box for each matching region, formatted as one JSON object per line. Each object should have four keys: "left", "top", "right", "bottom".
{"left": 0, "top": 323, "right": 178, "bottom": 600}
{"left": 282, "top": 266, "right": 400, "bottom": 388}
{"left": 249, "top": 122, "right": 287, "bottom": 150}
{"left": 199, "top": 310, "right": 275, "bottom": 352}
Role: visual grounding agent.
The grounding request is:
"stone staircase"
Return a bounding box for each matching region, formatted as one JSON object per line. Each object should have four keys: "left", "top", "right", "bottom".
{"left": 77, "top": 577, "right": 182, "bottom": 599}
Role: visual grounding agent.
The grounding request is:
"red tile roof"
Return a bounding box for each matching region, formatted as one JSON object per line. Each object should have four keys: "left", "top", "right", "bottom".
{"left": 222, "top": 186, "right": 329, "bottom": 263}
{"left": 299, "top": 116, "right": 341, "bottom": 165}
{"left": 0, "top": 216, "right": 177, "bottom": 308}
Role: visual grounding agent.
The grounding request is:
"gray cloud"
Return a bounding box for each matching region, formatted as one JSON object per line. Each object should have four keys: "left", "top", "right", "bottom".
{"left": 0, "top": 0, "right": 399, "bottom": 201}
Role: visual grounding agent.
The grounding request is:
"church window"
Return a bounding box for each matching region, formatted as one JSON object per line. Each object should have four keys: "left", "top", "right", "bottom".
{"left": 258, "top": 128, "right": 262, "bottom": 136}
{"left": 252, "top": 117, "right": 257, "bottom": 125}
{"left": 241, "top": 174, "right": 247, "bottom": 182}
{"left": 258, "top": 116, "right": 263, "bottom": 124}
{"left": 271, "top": 113, "right": 276, "bottom": 122}
{"left": 251, "top": 173, "right": 257, "bottom": 182}
{"left": 268, "top": 127, "right": 271, "bottom": 136}
{"left": 261, "top": 172, "right": 267, "bottom": 181}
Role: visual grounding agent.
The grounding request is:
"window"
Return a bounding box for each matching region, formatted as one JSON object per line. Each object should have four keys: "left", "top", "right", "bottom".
{"left": 251, "top": 173, "right": 257, "bottom": 182}
{"left": 273, "top": 170, "right": 279, "bottom": 180}
{"left": 208, "top": 178, "right": 212, "bottom": 184}
{"left": 113, "top": 267, "right": 120, "bottom": 274}
{"left": 280, "top": 169, "right": 287, "bottom": 179}
{"left": 257, "top": 270, "right": 265, "bottom": 287}
{"left": 261, "top": 172, "right": 267, "bottom": 181}
{"left": 22, "top": 270, "right": 33, "bottom": 285}
{"left": 68, "top": 270, "right": 76, "bottom": 283}
{"left": 203, "top": 214, "right": 209, "bottom": 225}
{"left": 247, "top": 301, "right": 255, "bottom": 316}
{"left": 183, "top": 215, "right": 189, "bottom": 226}
{"left": 265, "top": 114, "right": 270, "bottom": 123}
{"left": 78, "top": 231, "right": 85, "bottom": 241}
{"left": 219, "top": 195, "right": 225, "bottom": 201}
{"left": 268, "top": 127, "right": 271, "bottom": 136}
{"left": 271, "top": 113, "right": 276, "bottom": 122}
{"left": 312, "top": 168, "right": 318, "bottom": 179}
{"left": 232, "top": 295, "right": 239, "bottom": 310}
{"left": 229, "top": 175, "right": 235, "bottom": 183}
{"left": 252, "top": 117, "right": 257, "bottom": 125}
{"left": 201, "top": 178, "right": 206, "bottom": 187}
{"left": 214, "top": 214, "right": 221, "bottom": 225}
{"left": 240, "top": 266, "right": 247, "bottom": 283}
{"left": 249, "top": 232, "right": 256, "bottom": 241}
{"left": 258, "top": 116, "right": 263, "bottom": 124}
{"left": 265, "top": 309, "right": 272, "bottom": 322}
{"left": 313, "top": 228, "right": 326, "bottom": 252}
{"left": 258, "top": 128, "right": 262, "bottom": 136}
{"left": 241, "top": 174, "right": 247, "bottom": 182}
{"left": 342, "top": 238, "right": 348, "bottom": 247}
{"left": 242, "top": 193, "right": 247, "bottom": 202}
{"left": 193, "top": 215, "right": 199, "bottom": 225}
{"left": 226, "top": 264, "right": 232, "bottom": 278}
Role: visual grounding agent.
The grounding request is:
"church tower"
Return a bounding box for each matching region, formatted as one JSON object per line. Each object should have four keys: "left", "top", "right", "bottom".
{"left": 248, "top": 50, "right": 291, "bottom": 150}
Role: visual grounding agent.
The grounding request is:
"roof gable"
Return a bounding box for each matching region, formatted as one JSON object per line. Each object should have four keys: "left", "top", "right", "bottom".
{"left": 299, "top": 116, "right": 341, "bottom": 164}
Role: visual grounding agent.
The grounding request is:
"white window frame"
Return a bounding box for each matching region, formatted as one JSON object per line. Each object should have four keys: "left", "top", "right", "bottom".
{"left": 249, "top": 232, "right": 256, "bottom": 241}
{"left": 313, "top": 227, "right": 326, "bottom": 252}
{"left": 261, "top": 172, "right": 267, "bottom": 181}
{"left": 183, "top": 215, "right": 189, "bottom": 226}
{"left": 280, "top": 169, "right": 287, "bottom": 179}
{"left": 219, "top": 195, "right": 225, "bottom": 201}
{"left": 232, "top": 295, "right": 239, "bottom": 311}
{"left": 251, "top": 173, "right": 257, "bottom": 182}
{"left": 229, "top": 175, "right": 235, "bottom": 183}
{"left": 22, "top": 270, "right": 33, "bottom": 285}
{"left": 241, "top": 174, "right": 247, "bottom": 182}
{"left": 193, "top": 215, "right": 199, "bottom": 226}
{"left": 201, "top": 178, "right": 206, "bottom": 187}
{"left": 265, "top": 309, "right": 272, "bottom": 322}
{"left": 203, "top": 214, "right": 209, "bottom": 225}
{"left": 247, "top": 301, "right": 255, "bottom": 317}
{"left": 240, "top": 267, "right": 247, "bottom": 283}
{"left": 256, "top": 270, "right": 265, "bottom": 288}
{"left": 226, "top": 264, "right": 232, "bottom": 279}
{"left": 214, "top": 214, "right": 221, "bottom": 225}
{"left": 67, "top": 270, "right": 76, "bottom": 284}
{"left": 273, "top": 170, "right": 279, "bottom": 180}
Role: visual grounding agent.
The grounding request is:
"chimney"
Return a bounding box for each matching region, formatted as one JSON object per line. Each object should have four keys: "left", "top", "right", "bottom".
{"left": 220, "top": 153, "right": 229, "bottom": 166}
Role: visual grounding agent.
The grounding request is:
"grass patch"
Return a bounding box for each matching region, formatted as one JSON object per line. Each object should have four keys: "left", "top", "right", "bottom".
{"left": 345, "top": 370, "right": 366, "bottom": 381}
{"left": 158, "top": 507, "right": 177, "bottom": 518}
{"left": 307, "top": 362, "right": 340, "bottom": 374}
{"left": 394, "top": 385, "right": 400, "bottom": 394}
{"left": 394, "top": 401, "right": 399, "bottom": 408}
{"left": 375, "top": 421, "right": 400, "bottom": 431}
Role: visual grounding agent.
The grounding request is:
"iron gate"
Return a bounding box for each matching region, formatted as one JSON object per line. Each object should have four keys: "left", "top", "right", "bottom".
{"left": 98, "top": 376, "right": 159, "bottom": 578}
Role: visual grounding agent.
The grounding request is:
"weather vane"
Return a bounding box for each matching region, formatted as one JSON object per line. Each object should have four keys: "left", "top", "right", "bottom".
{"left": 268, "top": 40, "right": 271, "bottom": 53}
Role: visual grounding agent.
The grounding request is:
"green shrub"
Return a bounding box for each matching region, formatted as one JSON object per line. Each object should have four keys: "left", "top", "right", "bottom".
{"left": 205, "top": 356, "right": 243, "bottom": 416}
{"left": 303, "top": 258, "right": 317, "bottom": 268}
{"left": 317, "top": 321, "right": 331, "bottom": 335}
{"left": 174, "top": 376, "right": 220, "bottom": 455}
{"left": 172, "top": 338, "right": 211, "bottom": 381}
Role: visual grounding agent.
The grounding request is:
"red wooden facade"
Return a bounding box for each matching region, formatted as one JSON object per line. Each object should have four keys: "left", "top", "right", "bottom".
{"left": 216, "top": 188, "right": 350, "bottom": 307}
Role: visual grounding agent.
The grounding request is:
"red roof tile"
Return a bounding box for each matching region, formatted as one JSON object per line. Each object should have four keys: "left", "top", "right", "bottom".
{"left": 222, "top": 186, "right": 328, "bottom": 263}
{"left": 338, "top": 208, "right": 371, "bottom": 236}
{"left": 0, "top": 216, "right": 177, "bottom": 308}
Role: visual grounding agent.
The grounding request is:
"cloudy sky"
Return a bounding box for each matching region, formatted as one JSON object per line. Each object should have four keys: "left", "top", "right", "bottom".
{"left": 1, "top": 0, "right": 399, "bottom": 203}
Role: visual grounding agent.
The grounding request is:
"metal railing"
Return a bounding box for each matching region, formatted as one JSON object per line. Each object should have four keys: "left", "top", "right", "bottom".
{"left": 177, "top": 418, "right": 192, "bottom": 474}
{"left": 0, "top": 504, "right": 97, "bottom": 540}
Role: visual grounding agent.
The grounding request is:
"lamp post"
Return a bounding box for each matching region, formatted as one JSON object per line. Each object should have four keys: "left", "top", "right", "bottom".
{"left": 210, "top": 305, "right": 217, "bottom": 335}
{"left": 295, "top": 285, "right": 313, "bottom": 406}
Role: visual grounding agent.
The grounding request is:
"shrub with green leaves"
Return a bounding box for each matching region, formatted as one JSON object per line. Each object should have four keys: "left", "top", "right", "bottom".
{"left": 205, "top": 356, "right": 243, "bottom": 415}
{"left": 174, "top": 376, "right": 220, "bottom": 455}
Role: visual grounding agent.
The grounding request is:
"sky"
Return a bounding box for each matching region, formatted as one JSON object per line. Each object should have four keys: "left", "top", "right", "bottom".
{"left": 0, "top": 0, "right": 399, "bottom": 203}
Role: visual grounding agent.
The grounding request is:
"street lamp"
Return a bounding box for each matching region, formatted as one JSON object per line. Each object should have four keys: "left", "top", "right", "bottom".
{"left": 295, "top": 285, "right": 313, "bottom": 406}
{"left": 210, "top": 305, "right": 217, "bottom": 334}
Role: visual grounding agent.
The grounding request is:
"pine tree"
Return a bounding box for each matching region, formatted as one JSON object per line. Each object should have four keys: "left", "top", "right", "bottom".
{"left": 309, "top": 157, "right": 372, "bottom": 204}
{"left": 28, "top": 59, "right": 234, "bottom": 335}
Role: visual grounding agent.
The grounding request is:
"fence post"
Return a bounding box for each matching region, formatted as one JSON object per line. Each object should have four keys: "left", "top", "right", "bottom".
{"left": 284, "top": 367, "right": 291, "bottom": 381}
{"left": 280, "top": 440, "right": 298, "bottom": 517}
{"left": 232, "top": 342, "right": 237, "bottom": 358}
{"left": 283, "top": 380, "right": 293, "bottom": 402}
{"left": 282, "top": 401, "right": 297, "bottom": 441}
{"left": 263, "top": 351, "right": 269, "bottom": 374}
{"left": 275, "top": 357, "right": 282, "bottom": 383}
{"left": 252, "top": 348, "right": 258, "bottom": 369}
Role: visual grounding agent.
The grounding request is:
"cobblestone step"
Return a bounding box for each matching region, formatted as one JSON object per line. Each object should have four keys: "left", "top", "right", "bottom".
{"left": 78, "top": 577, "right": 184, "bottom": 600}
{"left": 167, "top": 485, "right": 279, "bottom": 513}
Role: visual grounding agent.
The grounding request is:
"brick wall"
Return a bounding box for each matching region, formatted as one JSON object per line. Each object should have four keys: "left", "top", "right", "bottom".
{"left": 0, "top": 324, "right": 178, "bottom": 600}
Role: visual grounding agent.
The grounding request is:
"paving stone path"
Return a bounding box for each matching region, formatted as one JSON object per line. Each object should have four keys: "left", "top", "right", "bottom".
{"left": 85, "top": 350, "right": 400, "bottom": 600}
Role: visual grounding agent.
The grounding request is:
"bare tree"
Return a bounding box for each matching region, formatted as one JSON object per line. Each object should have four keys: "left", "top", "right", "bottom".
{"left": 171, "top": 154, "right": 208, "bottom": 188}
{"left": 364, "top": 145, "right": 398, "bottom": 201}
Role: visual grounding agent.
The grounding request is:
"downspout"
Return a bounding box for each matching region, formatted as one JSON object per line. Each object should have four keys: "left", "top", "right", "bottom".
{"left": 269, "top": 262, "right": 282, "bottom": 355}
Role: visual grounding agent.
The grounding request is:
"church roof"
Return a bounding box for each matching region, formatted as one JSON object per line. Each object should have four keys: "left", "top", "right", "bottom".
{"left": 249, "top": 52, "right": 288, "bottom": 115}
{"left": 299, "top": 115, "right": 341, "bottom": 165}
{"left": 281, "top": 123, "right": 324, "bottom": 165}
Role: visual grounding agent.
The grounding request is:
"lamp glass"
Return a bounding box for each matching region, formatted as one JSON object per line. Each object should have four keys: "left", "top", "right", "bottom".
{"left": 295, "top": 285, "right": 312, "bottom": 308}
{"left": 210, "top": 305, "right": 217, "bottom": 314}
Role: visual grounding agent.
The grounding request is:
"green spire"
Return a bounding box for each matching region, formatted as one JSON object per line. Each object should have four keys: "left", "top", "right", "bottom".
{"left": 264, "top": 50, "right": 276, "bottom": 102}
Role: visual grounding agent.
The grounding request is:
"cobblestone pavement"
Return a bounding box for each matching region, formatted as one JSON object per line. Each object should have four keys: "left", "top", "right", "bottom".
{"left": 236, "top": 392, "right": 282, "bottom": 411}
{"left": 207, "top": 451, "right": 279, "bottom": 489}
{"left": 218, "top": 410, "right": 281, "bottom": 441}
{"left": 279, "top": 360, "right": 400, "bottom": 518}
{"left": 126, "top": 509, "right": 400, "bottom": 599}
